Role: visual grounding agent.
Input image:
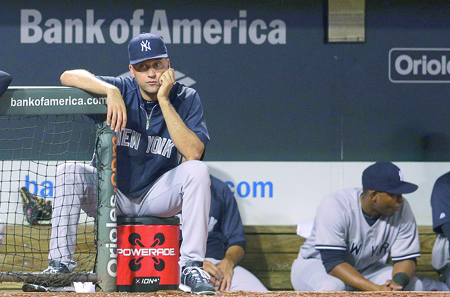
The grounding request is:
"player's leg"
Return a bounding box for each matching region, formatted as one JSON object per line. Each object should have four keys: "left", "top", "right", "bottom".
{"left": 116, "top": 160, "right": 214, "bottom": 294}
{"left": 432, "top": 235, "right": 450, "bottom": 288}
{"left": 116, "top": 160, "right": 210, "bottom": 265}
{"left": 47, "top": 163, "right": 97, "bottom": 273}
{"left": 418, "top": 276, "right": 449, "bottom": 291}
{"left": 229, "top": 265, "right": 268, "bottom": 291}
{"left": 362, "top": 262, "right": 424, "bottom": 291}
{"left": 204, "top": 258, "right": 267, "bottom": 291}
{"left": 291, "top": 258, "right": 346, "bottom": 291}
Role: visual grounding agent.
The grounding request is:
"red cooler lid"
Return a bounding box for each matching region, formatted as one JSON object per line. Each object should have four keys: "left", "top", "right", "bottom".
{"left": 117, "top": 216, "right": 180, "bottom": 226}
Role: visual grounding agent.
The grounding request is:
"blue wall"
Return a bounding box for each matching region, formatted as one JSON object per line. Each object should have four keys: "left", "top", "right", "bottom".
{"left": 2, "top": 0, "right": 450, "bottom": 161}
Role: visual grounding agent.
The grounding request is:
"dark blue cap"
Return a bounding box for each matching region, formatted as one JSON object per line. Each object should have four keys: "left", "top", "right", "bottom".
{"left": 128, "top": 33, "right": 168, "bottom": 65}
{"left": 362, "top": 162, "right": 418, "bottom": 194}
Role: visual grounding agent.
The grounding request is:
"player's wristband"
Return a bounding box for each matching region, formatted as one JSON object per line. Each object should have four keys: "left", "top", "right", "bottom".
{"left": 392, "top": 272, "right": 410, "bottom": 289}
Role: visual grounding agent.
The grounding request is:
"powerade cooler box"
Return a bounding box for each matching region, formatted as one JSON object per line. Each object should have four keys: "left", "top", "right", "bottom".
{"left": 116, "top": 216, "right": 180, "bottom": 292}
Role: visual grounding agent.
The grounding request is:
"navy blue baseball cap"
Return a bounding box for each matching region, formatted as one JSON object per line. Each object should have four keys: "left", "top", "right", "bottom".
{"left": 128, "top": 33, "right": 168, "bottom": 65}
{"left": 362, "top": 162, "right": 418, "bottom": 194}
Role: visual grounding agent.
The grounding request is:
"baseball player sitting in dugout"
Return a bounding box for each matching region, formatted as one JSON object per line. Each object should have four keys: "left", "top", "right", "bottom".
{"left": 291, "top": 162, "right": 424, "bottom": 291}
{"left": 44, "top": 33, "right": 215, "bottom": 295}
{"left": 430, "top": 170, "right": 450, "bottom": 288}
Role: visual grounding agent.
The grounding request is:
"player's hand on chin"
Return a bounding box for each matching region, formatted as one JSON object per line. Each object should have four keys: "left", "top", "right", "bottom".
{"left": 157, "top": 68, "right": 175, "bottom": 104}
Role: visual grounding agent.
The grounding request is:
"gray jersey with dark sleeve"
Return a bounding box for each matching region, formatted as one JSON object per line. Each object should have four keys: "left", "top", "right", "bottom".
{"left": 299, "top": 188, "right": 421, "bottom": 271}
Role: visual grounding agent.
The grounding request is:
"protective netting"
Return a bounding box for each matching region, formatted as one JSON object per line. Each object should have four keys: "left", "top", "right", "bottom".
{"left": 0, "top": 114, "right": 98, "bottom": 286}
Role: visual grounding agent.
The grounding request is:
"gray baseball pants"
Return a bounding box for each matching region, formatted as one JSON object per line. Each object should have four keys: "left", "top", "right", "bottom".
{"left": 290, "top": 257, "right": 424, "bottom": 291}
{"left": 49, "top": 160, "right": 211, "bottom": 270}
{"left": 205, "top": 258, "right": 268, "bottom": 291}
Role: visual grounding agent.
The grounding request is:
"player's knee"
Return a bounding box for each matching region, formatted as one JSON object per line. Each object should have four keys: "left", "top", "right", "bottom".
{"left": 57, "top": 163, "right": 92, "bottom": 183}
{"left": 406, "top": 277, "right": 424, "bottom": 291}
{"left": 292, "top": 278, "right": 345, "bottom": 291}
{"left": 56, "top": 163, "right": 74, "bottom": 176}
{"left": 183, "top": 160, "right": 210, "bottom": 181}
{"left": 314, "top": 277, "right": 346, "bottom": 291}
{"left": 57, "top": 162, "right": 86, "bottom": 177}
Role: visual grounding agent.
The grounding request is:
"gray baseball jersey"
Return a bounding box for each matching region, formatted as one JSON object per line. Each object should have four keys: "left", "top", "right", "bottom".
{"left": 300, "top": 188, "right": 421, "bottom": 271}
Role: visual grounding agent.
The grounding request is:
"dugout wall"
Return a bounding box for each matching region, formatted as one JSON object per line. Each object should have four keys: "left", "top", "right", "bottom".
{"left": 0, "top": 87, "right": 116, "bottom": 292}
{"left": 2, "top": 0, "right": 450, "bottom": 240}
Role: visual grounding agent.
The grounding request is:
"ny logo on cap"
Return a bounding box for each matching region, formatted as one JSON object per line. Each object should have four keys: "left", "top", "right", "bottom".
{"left": 399, "top": 170, "right": 404, "bottom": 181}
{"left": 140, "top": 40, "right": 152, "bottom": 52}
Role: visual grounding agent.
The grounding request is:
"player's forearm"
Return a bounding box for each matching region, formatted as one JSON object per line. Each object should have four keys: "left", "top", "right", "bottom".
{"left": 158, "top": 100, "right": 204, "bottom": 160}
{"left": 392, "top": 259, "right": 416, "bottom": 280}
{"left": 329, "top": 262, "right": 379, "bottom": 291}
{"left": 60, "top": 69, "right": 119, "bottom": 97}
{"left": 222, "top": 245, "right": 245, "bottom": 267}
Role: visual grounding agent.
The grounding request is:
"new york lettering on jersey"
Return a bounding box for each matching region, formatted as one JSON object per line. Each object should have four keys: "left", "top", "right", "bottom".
{"left": 115, "top": 129, "right": 175, "bottom": 159}
{"left": 349, "top": 241, "right": 390, "bottom": 258}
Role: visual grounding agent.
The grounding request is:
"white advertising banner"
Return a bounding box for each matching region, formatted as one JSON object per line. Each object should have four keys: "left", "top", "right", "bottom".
{"left": 206, "top": 161, "right": 450, "bottom": 226}
{"left": 2, "top": 161, "right": 448, "bottom": 226}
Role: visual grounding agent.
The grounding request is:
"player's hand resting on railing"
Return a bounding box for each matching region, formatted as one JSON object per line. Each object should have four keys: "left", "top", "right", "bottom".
{"left": 60, "top": 69, "right": 127, "bottom": 132}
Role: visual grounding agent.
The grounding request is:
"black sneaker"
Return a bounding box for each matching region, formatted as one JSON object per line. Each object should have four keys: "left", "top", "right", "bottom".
{"left": 22, "top": 283, "right": 75, "bottom": 292}
{"left": 43, "top": 260, "right": 72, "bottom": 274}
{"left": 22, "top": 283, "right": 49, "bottom": 292}
{"left": 179, "top": 261, "right": 216, "bottom": 295}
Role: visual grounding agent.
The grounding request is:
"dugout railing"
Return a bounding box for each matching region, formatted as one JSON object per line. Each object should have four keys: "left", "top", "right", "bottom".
{"left": 0, "top": 87, "right": 117, "bottom": 292}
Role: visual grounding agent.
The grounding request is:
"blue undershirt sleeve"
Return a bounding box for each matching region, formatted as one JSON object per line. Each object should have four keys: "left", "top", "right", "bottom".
{"left": 220, "top": 179, "right": 246, "bottom": 251}
{"left": 319, "top": 249, "right": 346, "bottom": 273}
